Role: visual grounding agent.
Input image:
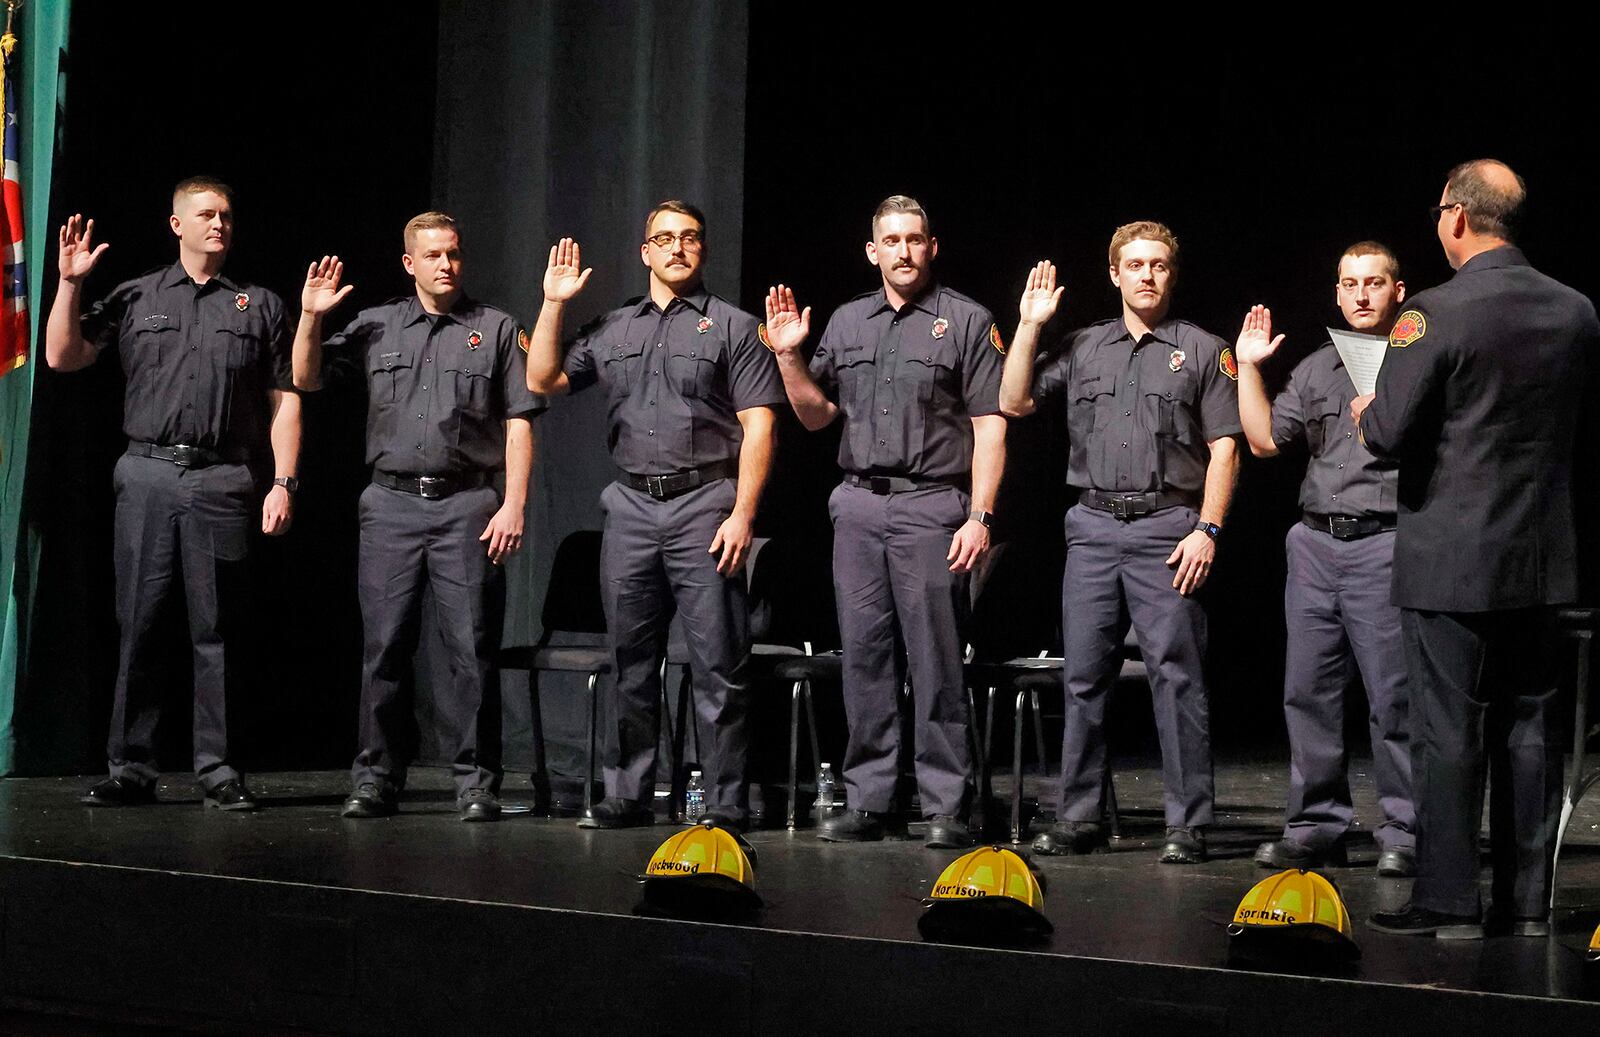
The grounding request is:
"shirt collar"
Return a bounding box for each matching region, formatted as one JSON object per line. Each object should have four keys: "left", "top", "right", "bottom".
{"left": 402, "top": 292, "right": 477, "bottom": 327}
{"left": 1114, "top": 315, "right": 1180, "bottom": 348}
{"left": 868, "top": 282, "right": 942, "bottom": 318}
{"left": 161, "top": 261, "right": 239, "bottom": 294}
{"left": 633, "top": 286, "right": 712, "bottom": 317}
{"left": 1457, "top": 244, "right": 1528, "bottom": 276}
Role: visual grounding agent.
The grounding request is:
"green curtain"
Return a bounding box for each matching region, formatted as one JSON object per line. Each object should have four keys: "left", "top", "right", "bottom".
{"left": 0, "top": 0, "right": 72, "bottom": 774}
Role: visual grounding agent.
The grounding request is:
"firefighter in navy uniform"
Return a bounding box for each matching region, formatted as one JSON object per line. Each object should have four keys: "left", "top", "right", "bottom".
{"left": 1000, "top": 223, "right": 1241, "bottom": 864}
{"left": 1234, "top": 242, "right": 1416, "bottom": 877}
{"left": 46, "top": 177, "right": 301, "bottom": 811}
{"left": 526, "top": 201, "right": 782, "bottom": 831}
{"left": 763, "top": 195, "right": 1007, "bottom": 850}
{"left": 1359, "top": 160, "right": 1598, "bottom": 938}
{"left": 292, "top": 212, "right": 542, "bottom": 822}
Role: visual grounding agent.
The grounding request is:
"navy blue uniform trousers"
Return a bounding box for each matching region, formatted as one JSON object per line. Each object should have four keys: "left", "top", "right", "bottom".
{"left": 353, "top": 483, "right": 504, "bottom": 797}
{"left": 109, "top": 453, "right": 254, "bottom": 791}
{"left": 830, "top": 481, "right": 972, "bottom": 819}
{"left": 1056, "top": 503, "right": 1214, "bottom": 828}
{"left": 599, "top": 478, "right": 750, "bottom": 820}
{"left": 1281, "top": 524, "right": 1414, "bottom": 851}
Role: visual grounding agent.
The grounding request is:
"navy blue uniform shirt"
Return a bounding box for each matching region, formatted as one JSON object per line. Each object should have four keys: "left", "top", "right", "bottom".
{"left": 1272, "top": 342, "right": 1397, "bottom": 517}
{"left": 563, "top": 287, "right": 784, "bottom": 474}
{"left": 1032, "top": 317, "right": 1241, "bottom": 494}
{"left": 324, "top": 294, "right": 546, "bottom": 475}
{"left": 808, "top": 283, "right": 1003, "bottom": 481}
{"left": 81, "top": 262, "right": 293, "bottom": 459}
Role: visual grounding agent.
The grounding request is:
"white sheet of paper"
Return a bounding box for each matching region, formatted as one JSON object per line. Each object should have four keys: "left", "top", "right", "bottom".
{"left": 1327, "top": 327, "right": 1389, "bottom": 396}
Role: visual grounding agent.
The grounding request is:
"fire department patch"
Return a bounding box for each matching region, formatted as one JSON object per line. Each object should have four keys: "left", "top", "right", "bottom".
{"left": 931, "top": 317, "right": 949, "bottom": 340}
{"left": 697, "top": 316, "right": 714, "bottom": 334}
{"left": 1389, "top": 310, "right": 1426, "bottom": 348}
{"left": 467, "top": 330, "right": 482, "bottom": 349}
{"left": 758, "top": 323, "right": 774, "bottom": 352}
{"left": 1219, "top": 347, "right": 1238, "bottom": 381}
{"left": 517, "top": 328, "right": 530, "bottom": 353}
{"left": 234, "top": 292, "right": 250, "bottom": 312}
{"left": 988, "top": 323, "right": 1006, "bottom": 355}
{"left": 1169, "top": 349, "right": 1186, "bottom": 373}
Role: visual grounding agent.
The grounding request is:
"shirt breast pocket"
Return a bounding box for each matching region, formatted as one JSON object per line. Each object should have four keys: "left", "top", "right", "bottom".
{"left": 1069, "top": 372, "right": 1112, "bottom": 436}
{"left": 834, "top": 343, "right": 874, "bottom": 402}
{"left": 603, "top": 342, "right": 645, "bottom": 397}
{"left": 445, "top": 349, "right": 496, "bottom": 415}
{"left": 219, "top": 321, "right": 262, "bottom": 371}
{"left": 668, "top": 342, "right": 720, "bottom": 398}
{"left": 370, "top": 350, "right": 413, "bottom": 405}
{"left": 1306, "top": 395, "right": 1339, "bottom": 454}
{"left": 908, "top": 341, "right": 958, "bottom": 403}
{"left": 1144, "top": 369, "right": 1199, "bottom": 443}
{"left": 130, "top": 312, "right": 180, "bottom": 367}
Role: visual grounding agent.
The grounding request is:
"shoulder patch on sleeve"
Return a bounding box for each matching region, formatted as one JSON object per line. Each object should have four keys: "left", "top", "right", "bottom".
{"left": 1218, "top": 347, "right": 1239, "bottom": 381}
{"left": 517, "top": 327, "right": 530, "bottom": 353}
{"left": 1389, "top": 310, "right": 1426, "bottom": 348}
{"left": 758, "top": 322, "right": 773, "bottom": 352}
{"left": 989, "top": 323, "right": 1007, "bottom": 355}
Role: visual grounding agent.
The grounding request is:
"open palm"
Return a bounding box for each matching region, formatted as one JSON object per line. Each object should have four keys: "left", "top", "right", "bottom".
{"left": 544, "top": 237, "right": 592, "bottom": 301}
{"left": 1019, "top": 260, "right": 1064, "bottom": 325}
{"left": 58, "top": 214, "right": 109, "bottom": 284}
{"left": 1235, "top": 304, "right": 1285, "bottom": 365}
{"left": 763, "top": 284, "right": 810, "bottom": 356}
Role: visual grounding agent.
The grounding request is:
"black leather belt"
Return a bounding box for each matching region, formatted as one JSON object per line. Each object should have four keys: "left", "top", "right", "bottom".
{"left": 1303, "top": 512, "right": 1396, "bottom": 540}
{"left": 844, "top": 473, "right": 959, "bottom": 495}
{"left": 373, "top": 470, "right": 492, "bottom": 500}
{"left": 128, "top": 441, "right": 230, "bottom": 468}
{"left": 621, "top": 458, "right": 738, "bottom": 501}
{"left": 1079, "top": 489, "right": 1196, "bottom": 519}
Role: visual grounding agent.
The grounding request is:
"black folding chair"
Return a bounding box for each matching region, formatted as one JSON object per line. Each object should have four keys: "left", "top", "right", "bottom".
{"left": 1551, "top": 606, "right": 1599, "bottom": 910}
{"left": 497, "top": 530, "right": 609, "bottom": 817}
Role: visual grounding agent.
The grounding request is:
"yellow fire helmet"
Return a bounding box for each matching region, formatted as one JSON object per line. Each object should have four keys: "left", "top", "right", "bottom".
{"left": 918, "top": 845, "right": 1053, "bottom": 941}
{"left": 640, "top": 821, "right": 761, "bottom": 915}
{"left": 1588, "top": 918, "right": 1600, "bottom": 963}
{"left": 1227, "top": 868, "right": 1359, "bottom": 959}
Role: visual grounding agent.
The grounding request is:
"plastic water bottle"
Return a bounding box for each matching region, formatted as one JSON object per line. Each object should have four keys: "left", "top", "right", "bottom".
{"left": 685, "top": 770, "right": 706, "bottom": 823}
{"left": 814, "top": 763, "right": 836, "bottom": 811}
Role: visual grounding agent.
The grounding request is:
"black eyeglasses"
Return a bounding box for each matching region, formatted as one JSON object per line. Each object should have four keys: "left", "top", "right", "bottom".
{"left": 1428, "top": 200, "right": 1465, "bottom": 224}
{"left": 646, "top": 230, "right": 704, "bottom": 252}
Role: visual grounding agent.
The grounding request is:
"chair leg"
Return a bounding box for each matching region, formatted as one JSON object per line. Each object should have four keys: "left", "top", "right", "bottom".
{"left": 585, "top": 671, "right": 598, "bottom": 816}
{"left": 984, "top": 686, "right": 997, "bottom": 795}
{"left": 670, "top": 667, "right": 692, "bottom": 822}
{"left": 1553, "top": 628, "right": 1593, "bottom": 911}
{"left": 1012, "top": 689, "right": 1027, "bottom": 844}
{"left": 804, "top": 679, "right": 822, "bottom": 783}
{"left": 1105, "top": 764, "right": 1121, "bottom": 840}
{"left": 788, "top": 679, "right": 804, "bottom": 831}
{"left": 527, "top": 667, "right": 551, "bottom": 814}
{"left": 965, "top": 685, "right": 987, "bottom": 835}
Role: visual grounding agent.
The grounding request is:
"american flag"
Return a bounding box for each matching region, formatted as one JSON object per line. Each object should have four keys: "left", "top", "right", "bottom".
{"left": 0, "top": 29, "right": 26, "bottom": 377}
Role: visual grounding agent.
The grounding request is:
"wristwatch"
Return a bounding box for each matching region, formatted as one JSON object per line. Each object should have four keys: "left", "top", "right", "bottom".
{"left": 969, "top": 509, "right": 994, "bottom": 529}
{"left": 1194, "top": 521, "right": 1221, "bottom": 540}
{"left": 273, "top": 476, "right": 301, "bottom": 494}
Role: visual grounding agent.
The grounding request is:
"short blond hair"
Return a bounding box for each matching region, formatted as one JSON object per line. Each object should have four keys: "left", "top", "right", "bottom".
{"left": 404, "top": 211, "right": 460, "bottom": 254}
{"left": 1338, "top": 240, "right": 1400, "bottom": 280}
{"left": 1109, "top": 220, "right": 1179, "bottom": 270}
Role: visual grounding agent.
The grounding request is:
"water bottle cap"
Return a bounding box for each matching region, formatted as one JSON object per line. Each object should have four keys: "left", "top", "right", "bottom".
{"left": 821, "top": 763, "right": 832, "bottom": 771}
{"left": 691, "top": 769, "right": 703, "bottom": 777}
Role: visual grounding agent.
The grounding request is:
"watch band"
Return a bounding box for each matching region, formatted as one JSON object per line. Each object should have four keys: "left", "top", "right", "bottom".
{"left": 1195, "top": 521, "right": 1221, "bottom": 540}
{"left": 969, "top": 509, "right": 994, "bottom": 529}
{"left": 273, "top": 476, "right": 300, "bottom": 494}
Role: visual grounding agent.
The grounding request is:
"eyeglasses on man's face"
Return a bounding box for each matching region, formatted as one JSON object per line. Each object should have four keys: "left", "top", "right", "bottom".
{"left": 646, "top": 230, "right": 704, "bottom": 252}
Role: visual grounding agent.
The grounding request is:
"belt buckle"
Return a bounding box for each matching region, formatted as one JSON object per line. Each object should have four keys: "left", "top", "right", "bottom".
{"left": 1329, "top": 516, "right": 1358, "bottom": 539}
{"left": 1109, "top": 494, "right": 1148, "bottom": 520}
{"left": 416, "top": 476, "right": 447, "bottom": 500}
{"left": 869, "top": 476, "right": 892, "bottom": 495}
{"left": 645, "top": 475, "right": 668, "bottom": 500}
{"left": 170, "top": 444, "right": 200, "bottom": 467}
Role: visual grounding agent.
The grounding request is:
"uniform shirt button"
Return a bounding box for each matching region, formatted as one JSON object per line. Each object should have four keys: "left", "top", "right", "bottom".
{"left": 884, "top": 377, "right": 892, "bottom": 383}
{"left": 422, "top": 385, "right": 428, "bottom": 390}
{"left": 649, "top": 400, "right": 655, "bottom": 406}
{"left": 191, "top": 345, "right": 197, "bottom": 351}
{"left": 881, "top": 408, "right": 889, "bottom": 415}
{"left": 425, "top": 357, "right": 432, "bottom": 363}
{"left": 689, "top": 352, "right": 695, "bottom": 358}
{"left": 1337, "top": 463, "right": 1345, "bottom": 469}
{"left": 889, "top": 348, "right": 895, "bottom": 354}
{"left": 1331, "top": 494, "right": 1338, "bottom": 500}
{"left": 1346, "top": 432, "right": 1353, "bottom": 439}
{"left": 188, "top": 374, "right": 195, "bottom": 380}
{"left": 1124, "top": 410, "right": 1131, "bottom": 416}
{"left": 878, "top": 439, "right": 886, "bottom": 445}
{"left": 417, "top": 413, "right": 424, "bottom": 418}
{"left": 656, "top": 343, "right": 662, "bottom": 349}
{"left": 648, "top": 430, "right": 655, "bottom": 436}
{"left": 1122, "top": 442, "right": 1129, "bottom": 448}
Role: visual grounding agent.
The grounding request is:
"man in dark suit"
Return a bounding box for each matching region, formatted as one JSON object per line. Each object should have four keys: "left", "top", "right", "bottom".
{"left": 1356, "top": 159, "right": 1598, "bottom": 938}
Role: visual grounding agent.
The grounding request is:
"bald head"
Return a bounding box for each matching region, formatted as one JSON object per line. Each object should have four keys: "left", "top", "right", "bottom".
{"left": 1445, "top": 159, "right": 1526, "bottom": 242}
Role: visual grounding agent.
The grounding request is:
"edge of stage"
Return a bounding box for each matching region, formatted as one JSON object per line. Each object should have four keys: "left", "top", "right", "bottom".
{"left": 5, "top": 765, "right": 1600, "bottom": 1036}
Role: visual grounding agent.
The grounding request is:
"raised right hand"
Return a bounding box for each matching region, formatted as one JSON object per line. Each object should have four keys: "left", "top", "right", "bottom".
{"left": 762, "top": 284, "right": 811, "bottom": 359}
{"left": 58, "top": 214, "right": 109, "bottom": 284}
{"left": 302, "top": 255, "right": 355, "bottom": 315}
{"left": 1019, "top": 260, "right": 1065, "bottom": 326}
{"left": 1235, "top": 304, "right": 1285, "bottom": 366}
{"left": 544, "top": 237, "right": 592, "bottom": 302}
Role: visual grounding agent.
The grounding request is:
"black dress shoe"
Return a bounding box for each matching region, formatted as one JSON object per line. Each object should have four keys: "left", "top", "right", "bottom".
{"left": 925, "top": 815, "right": 975, "bottom": 849}
{"left": 576, "top": 797, "right": 654, "bottom": 829}
{"left": 703, "top": 811, "right": 749, "bottom": 833}
{"left": 458, "top": 788, "right": 502, "bottom": 822}
{"left": 1484, "top": 906, "right": 1551, "bottom": 937}
{"left": 1367, "top": 903, "right": 1483, "bottom": 939}
{"left": 1375, "top": 847, "right": 1417, "bottom": 878}
{"left": 1254, "top": 838, "right": 1347, "bottom": 870}
{"left": 80, "top": 776, "right": 157, "bottom": 807}
{"left": 1159, "top": 826, "right": 1206, "bottom": 864}
{"left": 341, "top": 782, "right": 397, "bottom": 818}
{"left": 1030, "top": 821, "right": 1107, "bottom": 856}
{"left": 203, "top": 779, "right": 258, "bottom": 812}
{"left": 818, "top": 810, "right": 890, "bottom": 843}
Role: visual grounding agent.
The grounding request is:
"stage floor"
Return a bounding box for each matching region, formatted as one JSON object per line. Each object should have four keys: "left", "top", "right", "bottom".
{"left": 4, "top": 761, "right": 1600, "bottom": 1034}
